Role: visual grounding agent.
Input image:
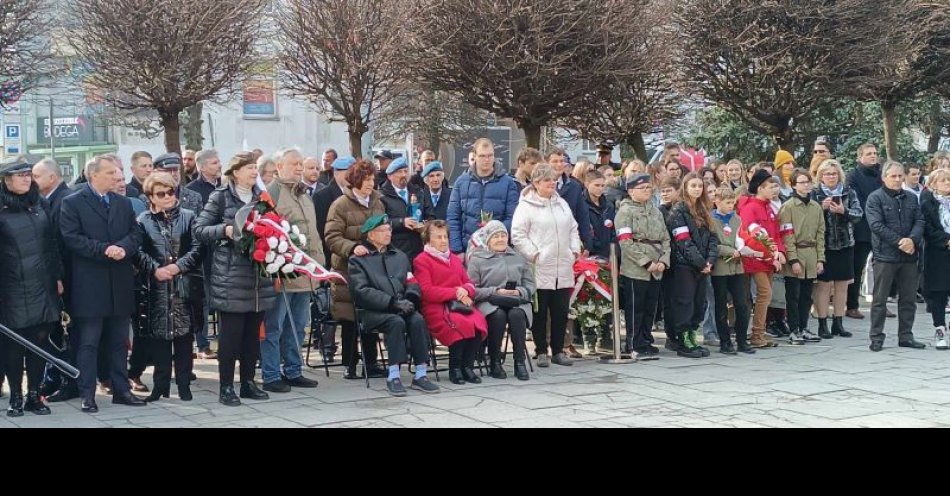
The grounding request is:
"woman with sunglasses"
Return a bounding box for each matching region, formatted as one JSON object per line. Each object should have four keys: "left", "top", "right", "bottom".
{"left": 0, "top": 160, "right": 63, "bottom": 417}
{"left": 134, "top": 172, "right": 203, "bottom": 402}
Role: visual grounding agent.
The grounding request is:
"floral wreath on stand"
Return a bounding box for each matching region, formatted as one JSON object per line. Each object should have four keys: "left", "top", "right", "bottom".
{"left": 569, "top": 257, "right": 614, "bottom": 354}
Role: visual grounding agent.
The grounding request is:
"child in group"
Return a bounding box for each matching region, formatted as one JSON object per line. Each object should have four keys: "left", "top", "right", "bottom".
{"left": 779, "top": 169, "right": 826, "bottom": 345}
{"left": 657, "top": 176, "right": 682, "bottom": 346}
{"left": 616, "top": 174, "right": 671, "bottom": 359}
{"left": 711, "top": 187, "right": 756, "bottom": 355}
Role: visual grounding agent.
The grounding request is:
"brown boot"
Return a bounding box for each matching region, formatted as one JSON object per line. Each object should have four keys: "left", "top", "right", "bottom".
{"left": 750, "top": 327, "right": 777, "bottom": 349}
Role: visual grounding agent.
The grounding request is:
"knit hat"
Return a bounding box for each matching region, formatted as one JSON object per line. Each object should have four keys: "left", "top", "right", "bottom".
{"left": 748, "top": 169, "right": 773, "bottom": 195}
{"left": 774, "top": 150, "right": 795, "bottom": 168}
{"left": 469, "top": 220, "right": 508, "bottom": 252}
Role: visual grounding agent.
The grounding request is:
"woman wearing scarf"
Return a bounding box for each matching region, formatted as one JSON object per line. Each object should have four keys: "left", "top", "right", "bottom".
{"left": 779, "top": 169, "right": 826, "bottom": 346}
{"left": 812, "top": 160, "right": 862, "bottom": 339}
{"left": 921, "top": 169, "right": 950, "bottom": 350}
{"left": 467, "top": 221, "right": 535, "bottom": 381}
{"left": 414, "top": 220, "right": 488, "bottom": 385}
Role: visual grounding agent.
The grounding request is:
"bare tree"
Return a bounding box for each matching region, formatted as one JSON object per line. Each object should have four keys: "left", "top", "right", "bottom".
{"left": 831, "top": 0, "right": 950, "bottom": 159}
{"left": 69, "top": 0, "right": 268, "bottom": 154}
{"left": 278, "top": 0, "right": 407, "bottom": 158}
{"left": 374, "top": 86, "right": 491, "bottom": 152}
{"left": 673, "top": 0, "right": 891, "bottom": 150}
{"left": 403, "top": 0, "right": 649, "bottom": 149}
{"left": 0, "top": 0, "right": 53, "bottom": 103}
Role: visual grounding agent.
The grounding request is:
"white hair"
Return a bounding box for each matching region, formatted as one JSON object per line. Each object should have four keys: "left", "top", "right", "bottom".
{"left": 35, "top": 158, "right": 62, "bottom": 178}
{"left": 195, "top": 149, "right": 219, "bottom": 168}
{"left": 882, "top": 160, "right": 904, "bottom": 179}
{"left": 274, "top": 147, "right": 303, "bottom": 165}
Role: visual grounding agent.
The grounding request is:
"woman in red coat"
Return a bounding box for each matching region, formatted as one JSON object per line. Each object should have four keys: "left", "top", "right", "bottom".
{"left": 414, "top": 221, "right": 488, "bottom": 385}
{"left": 738, "top": 169, "right": 787, "bottom": 349}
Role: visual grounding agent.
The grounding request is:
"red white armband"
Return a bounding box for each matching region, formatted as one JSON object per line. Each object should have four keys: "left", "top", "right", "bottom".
{"left": 673, "top": 226, "right": 690, "bottom": 241}
{"left": 617, "top": 227, "right": 633, "bottom": 242}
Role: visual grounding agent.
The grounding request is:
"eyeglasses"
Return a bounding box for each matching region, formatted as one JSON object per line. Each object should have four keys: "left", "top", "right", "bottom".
{"left": 151, "top": 189, "right": 176, "bottom": 199}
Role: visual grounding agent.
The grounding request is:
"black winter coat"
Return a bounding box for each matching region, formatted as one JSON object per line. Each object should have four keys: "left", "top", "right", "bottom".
{"left": 312, "top": 180, "right": 344, "bottom": 265}
{"left": 348, "top": 243, "right": 422, "bottom": 332}
{"left": 557, "top": 174, "right": 593, "bottom": 250}
{"left": 60, "top": 185, "right": 142, "bottom": 318}
{"left": 666, "top": 203, "right": 719, "bottom": 272}
{"left": 866, "top": 187, "right": 925, "bottom": 264}
{"left": 812, "top": 186, "right": 863, "bottom": 252}
{"left": 379, "top": 181, "right": 424, "bottom": 261}
{"left": 194, "top": 184, "right": 276, "bottom": 314}
{"left": 135, "top": 205, "right": 203, "bottom": 340}
{"left": 921, "top": 190, "right": 950, "bottom": 292}
{"left": 846, "top": 164, "right": 883, "bottom": 243}
{"left": 421, "top": 187, "right": 451, "bottom": 221}
{"left": 586, "top": 194, "right": 616, "bottom": 259}
{"left": 0, "top": 185, "right": 63, "bottom": 329}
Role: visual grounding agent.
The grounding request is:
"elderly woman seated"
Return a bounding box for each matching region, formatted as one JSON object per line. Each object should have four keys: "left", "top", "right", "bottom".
{"left": 414, "top": 221, "right": 488, "bottom": 385}
{"left": 466, "top": 221, "right": 535, "bottom": 381}
{"left": 348, "top": 215, "right": 440, "bottom": 397}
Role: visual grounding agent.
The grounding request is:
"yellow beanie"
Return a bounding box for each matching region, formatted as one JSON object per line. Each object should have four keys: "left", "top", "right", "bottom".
{"left": 774, "top": 150, "right": 795, "bottom": 168}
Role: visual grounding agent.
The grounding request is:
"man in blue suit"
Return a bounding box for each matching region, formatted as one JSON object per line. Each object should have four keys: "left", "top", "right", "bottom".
{"left": 59, "top": 155, "right": 146, "bottom": 413}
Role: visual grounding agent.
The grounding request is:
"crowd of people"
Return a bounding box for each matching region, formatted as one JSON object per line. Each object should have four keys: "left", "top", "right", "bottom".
{"left": 0, "top": 137, "right": 948, "bottom": 416}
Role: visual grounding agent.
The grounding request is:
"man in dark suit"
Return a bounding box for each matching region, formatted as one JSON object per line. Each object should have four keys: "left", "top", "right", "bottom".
{"left": 379, "top": 158, "right": 424, "bottom": 261}
{"left": 32, "top": 158, "right": 72, "bottom": 224}
{"left": 126, "top": 151, "right": 153, "bottom": 198}
{"left": 420, "top": 161, "right": 450, "bottom": 221}
{"left": 59, "top": 155, "right": 146, "bottom": 413}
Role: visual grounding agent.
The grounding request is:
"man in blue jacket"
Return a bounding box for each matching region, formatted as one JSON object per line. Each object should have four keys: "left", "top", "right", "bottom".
{"left": 447, "top": 138, "right": 521, "bottom": 254}
{"left": 547, "top": 148, "right": 593, "bottom": 251}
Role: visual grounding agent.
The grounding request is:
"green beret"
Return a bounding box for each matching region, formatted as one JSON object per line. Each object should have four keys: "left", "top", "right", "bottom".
{"left": 360, "top": 214, "right": 390, "bottom": 235}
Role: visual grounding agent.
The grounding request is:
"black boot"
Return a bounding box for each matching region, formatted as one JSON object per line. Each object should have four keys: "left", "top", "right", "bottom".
{"left": 7, "top": 392, "right": 23, "bottom": 418}
{"left": 461, "top": 368, "right": 482, "bottom": 384}
{"left": 514, "top": 361, "right": 529, "bottom": 381}
{"left": 47, "top": 378, "right": 79, "bottom": 403}
{"left": 219, "top": 384, "right": 241, "bottom": 407}
{"left": 832, "top": 317, "right": 852, "bottom": 338}
{"left": 23, "top": 391, "right": 51, "bottom": 416}
{"left": 775, "top": 318, "right": 790, "bottom": 337}
{"left": 177, "top": 383, "right": 193, "bottom": 402}
{"left": 719, "top": 340, "right": 737, "bottom": 355}
{"left": 818, "top": 318, "right": 833, "bottom": 339}
{"left": 489, "top": 358, "right": 507, "bottom": 380}
{"left": 449, "top": 369, "right": 465, "bottom": 385}
{"left": 240, "top": 381, "right": 270, "bottom": 401}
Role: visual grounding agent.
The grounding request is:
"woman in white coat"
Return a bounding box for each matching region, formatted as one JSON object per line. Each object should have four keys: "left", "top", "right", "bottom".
{"left": 511, "top": 163, "right": 581, "bottom": 368}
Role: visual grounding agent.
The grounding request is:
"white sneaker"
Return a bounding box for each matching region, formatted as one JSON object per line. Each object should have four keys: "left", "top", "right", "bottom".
{"left": 787, "top": 330, "right": 805, "bottom": 346}
{"left": 935, "top": 327, "right": 949, "bottom": 351}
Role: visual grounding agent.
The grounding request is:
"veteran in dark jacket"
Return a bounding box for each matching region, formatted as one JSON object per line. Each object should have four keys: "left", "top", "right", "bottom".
{"left": 194, "top": 152, "right": 275, "bottom": 407}
{"left": 133, "top": 172, "right": 203, "bottom": 403}
{"left": 59, "top": 155, "right": 145, "bottom": 413}
{"left": 378, "top": 157, "right": 424, "bottom": 261}
{"left": 348, "top": 214, "right": 439, "bottom": 397}
{"left": 866, "top": 162, "right": 926, "bottom": 352}
{"left": 0, "top": 157, "right": 63, "bottom": 417}
{"left": 420, "top": 162, "right": 451, "bottom": 222}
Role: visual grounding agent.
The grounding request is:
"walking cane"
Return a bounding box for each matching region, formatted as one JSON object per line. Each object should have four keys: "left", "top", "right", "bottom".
{"left": 600, "top": 244, "right": 637, "bottom": 365}
{"left": 0, "top": 323, "right": 80, "bottom": 379}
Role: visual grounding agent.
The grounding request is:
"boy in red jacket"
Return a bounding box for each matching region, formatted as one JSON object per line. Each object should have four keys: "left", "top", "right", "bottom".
{"left": 738, "top": 170, "right": 787, "bottom": 348}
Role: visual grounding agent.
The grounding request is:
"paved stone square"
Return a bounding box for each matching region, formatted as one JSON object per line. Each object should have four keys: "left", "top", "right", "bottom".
{"left": 2, "top": 306, "right": 949, "bottom": 428}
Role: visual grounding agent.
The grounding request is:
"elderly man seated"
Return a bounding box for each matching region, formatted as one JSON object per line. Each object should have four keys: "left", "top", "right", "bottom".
{"left": 348, "top": 215, "right": 440, "bottom": 397}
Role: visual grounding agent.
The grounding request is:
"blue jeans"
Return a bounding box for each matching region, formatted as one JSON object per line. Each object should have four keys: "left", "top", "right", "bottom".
{"left": 261, "top": 291, "right": 311, "bottom": 384}
{"left": 702, "top": 277, "right": 717, "bottom": 340}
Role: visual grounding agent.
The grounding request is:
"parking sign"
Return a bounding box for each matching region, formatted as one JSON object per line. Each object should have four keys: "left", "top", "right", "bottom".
{"left": 5, "top": 124, "right": 19, "bottom": 139}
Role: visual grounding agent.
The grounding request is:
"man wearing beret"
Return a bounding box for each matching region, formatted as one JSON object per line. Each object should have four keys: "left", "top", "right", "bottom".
{"left": 379, "top": 157, "right": 424, "bottom": 261}
{"left": 348, "top": 215, "right": 439, "bottom": 397}
{"left": 421, "top": 161, "right": 451, "bottom": 221}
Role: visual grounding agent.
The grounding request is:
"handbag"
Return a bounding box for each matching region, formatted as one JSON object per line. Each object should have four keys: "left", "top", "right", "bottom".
{"left": 488, "top": 294, "right": 524, "bottom": 309}
{"left": 447, "top": 301, "right": 473, "bottom": 315}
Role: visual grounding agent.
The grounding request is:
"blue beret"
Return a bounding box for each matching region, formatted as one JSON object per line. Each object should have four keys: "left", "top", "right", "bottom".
{"left": 332, "top": 157, "right": 356, "bottom": 171}
{"left": 422, "top": 161, "right": 444, "bottom": 178}
{"left": 386, "top": 157, "right": 408, "bottom": 175}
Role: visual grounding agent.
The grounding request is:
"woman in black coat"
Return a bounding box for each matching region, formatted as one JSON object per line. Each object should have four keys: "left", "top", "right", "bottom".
{"left": 134, "top": 172, "right": 203, "bottom": 402}
{"left": 0, "top": 160, "right": 63, "bottom": 417}
{"left": 195, "top": 152, "right": 276, "bottom": 406}
{"left": 922, "top": 170, "right": 950, "bottom": 349}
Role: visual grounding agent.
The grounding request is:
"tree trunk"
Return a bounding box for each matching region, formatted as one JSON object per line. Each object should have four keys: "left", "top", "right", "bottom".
{"left": 772, "top": 122, "right": 794, "bottom": 151}
{"left": 522, "top": 124, "right": 542, "bottom": 150}
{"left": 182, "top": 103, "right": 204, "bottom": 151}
{"left": 629, "top": 132, "right": 647, "bottom": 162}
{"left": 882, "top": 101, "right": 898, "bottom": 161}
{"left": 160, "top": 110, "right": 182, "bottom": 155}
{"left": 928, "top": 99, "right": 942, "bottom": 154}
{"left": 348, "top": 130, "right": 363, "bottom": 158}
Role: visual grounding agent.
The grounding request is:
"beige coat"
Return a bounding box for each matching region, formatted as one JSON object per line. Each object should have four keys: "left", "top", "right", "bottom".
{"left": 780, "top": 195, "right": 826, "bottom": 280}
{"left": 511, "top": 188, "right": 581, "bottom": 290}
{"left": 267, "top": 177, "right": 325, "bottom": 293}
{"left": 615, "top": 198, "right": 670, "bottom": 281}
{"left": 324, "top": 188, "right": 386, "bottom": 322}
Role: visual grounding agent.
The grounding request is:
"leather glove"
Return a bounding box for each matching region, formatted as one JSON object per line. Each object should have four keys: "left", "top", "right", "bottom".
{"left": 391, "top": 299, "right": 415, "bottom": 316}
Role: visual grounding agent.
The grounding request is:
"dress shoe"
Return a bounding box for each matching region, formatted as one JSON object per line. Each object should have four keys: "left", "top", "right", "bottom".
{"left": 240, "top": 381, "right": 270, "bottom": 401}
{"left": 343, "top": 366, "right": 363, "bottom": 380}
{"left": 514, "top": 362, "right": 530, "bottom": 381}
{"left": 449, "top": 369, "right": 465, "bottom": 385}
{"left": 112, "top": 393, "right": 147, "bottom": 407}
{"left": 719, "top": 340, "right": 737, "bottom": 356}
{"left": 177, "top": 383, "right": 193, "bottom": 402}
{"left": 24, "top": 392, "right": 50, "bottom": 416}
{"left": 144, "top": 387, "right": 169, "bottom": 403}
{"left": 262, "top": 380, "right": 291, "bottom": 394}
{"left": 736, "top": 342, "right": 756, "bottom": 355}
{"left": 219, "top": 385, "right": 241, "bottom": 407}
{"left": 7, "top": 392, "right": 24, "bottom": 418}
{"left": 81, "top": 399, "right": 99, "bottom": 413}
{"left": 489, "top": 361, "right": 507, "bottom": 380}
{"left": 47, "top": 382, "right": 79, "bottom": 403}
{"left": 899, "top": 340, "right": 927, "bottom": 350}
{"left": 846, "top": 309, "right": 865, "bottom": 320}
{"left": 869, "top": 341, "right": 884, "bottom": 352}
{"left": 461, "top": 368, "right": 482, "bottom": 384}
{"left": 283, "top": 375, "right": 319, "bottom": 388}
